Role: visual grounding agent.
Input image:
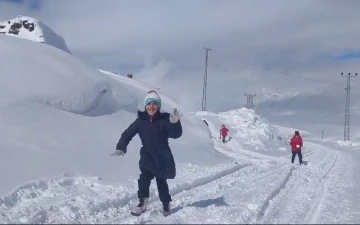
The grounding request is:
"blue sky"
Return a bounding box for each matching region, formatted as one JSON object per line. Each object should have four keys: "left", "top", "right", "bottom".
{"left": 0, "top": 0, "right": 360, "bottom": 111}
{"left": 3, "top": 0, "right": 41, "bottom": 10}
{"left": 334, "top": 51, "right": 360, "bottom": 61}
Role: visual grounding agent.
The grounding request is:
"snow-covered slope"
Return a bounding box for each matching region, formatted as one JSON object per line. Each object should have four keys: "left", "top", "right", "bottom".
{"left": 254, "top": 87, "right": 356, "bottom": 138}
{"left": 257, "top": 87, "right": 344, "bottom": 117}
{"left": 0, "top": 15, "right": 71, "bottom": 54}
{"left": 0, "top": 33, "right": 231, "bottom": 200}
{"left": 261, "top": 88, "right": 301, "bottom": 100}
{"left": 196, "top": 108, "right": 289, "bottom": 156}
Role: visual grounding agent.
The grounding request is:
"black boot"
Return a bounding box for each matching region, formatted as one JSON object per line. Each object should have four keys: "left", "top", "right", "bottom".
{"left": 162, "top": 202, "right": 171, "bottom": 217}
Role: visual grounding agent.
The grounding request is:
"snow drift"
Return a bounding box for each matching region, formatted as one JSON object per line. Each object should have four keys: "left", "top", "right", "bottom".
{"left": 196, "top": 108, "right": 289, "bottom": 154}
{"left": 0, "top": 34, "right": 230, "bottom": 197}
{"left": 0, "top": 15, "right": 71, "bottom": 54}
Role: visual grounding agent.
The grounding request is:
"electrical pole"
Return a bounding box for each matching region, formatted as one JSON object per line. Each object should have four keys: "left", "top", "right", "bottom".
{"left": 245, "top": 93, "right": 256, "bottom": 109}
{"left": 341, "top": 72, "right": 357, "bottom": 141}
{"left": 201, "top": 46, "right": 212, "bottom": 111}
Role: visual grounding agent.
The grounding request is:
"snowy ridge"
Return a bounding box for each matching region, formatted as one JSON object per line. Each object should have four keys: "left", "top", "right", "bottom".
{"left": 196, "top": 108, "right": 289, "bottom": 154}
{"left": 261, "top": 87, "right": 301, "bottom": 100}
{"left": 273, "top": 125, "right": 312, "bottom": 138}
{"left": 256, "top": 86, "right": 347, "bottom": 125}
{"left": 0, "top": 15, "right": 71, "bottom": 54}
{"left": 32, "top": 82, "right": 121, "bottom": 117}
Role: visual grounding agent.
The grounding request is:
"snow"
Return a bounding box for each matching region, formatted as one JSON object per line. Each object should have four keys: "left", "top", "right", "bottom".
{"left": 337, "top": 140, "right": 360, "bottom": 147}
{"left": 0, "top": 16, "right": 360, "bottom": 224}
{"left": 196, "top": 108, "right": 289, "bottom": 155}
{"left": 273, "top": 124, "right": 313, "bottom": 138}
{"left": 0, "top": 33, "right": 230, "bottom": 198}
{"left": 0, "top": 15, "right": 71, "bottom": 54}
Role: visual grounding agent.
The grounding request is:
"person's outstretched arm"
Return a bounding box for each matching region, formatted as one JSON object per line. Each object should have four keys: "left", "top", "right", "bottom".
{"left": 116, "top": 119, "right": 139, "bottom": 153}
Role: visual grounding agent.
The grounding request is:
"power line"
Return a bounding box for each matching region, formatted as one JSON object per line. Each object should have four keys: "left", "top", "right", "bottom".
{"left": 210, "top": 48, "right": 345, "bottom": 88}
{"left": 351, "top": 82, "right": 360, "bottom": 89}
{"left": 341, "top": 72, "right": 357, "bottom": 141}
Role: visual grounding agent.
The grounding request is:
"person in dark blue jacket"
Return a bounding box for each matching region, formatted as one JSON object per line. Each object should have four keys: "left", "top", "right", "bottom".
{"left": 111, "top": 90, "right": 182, "bottom": 217}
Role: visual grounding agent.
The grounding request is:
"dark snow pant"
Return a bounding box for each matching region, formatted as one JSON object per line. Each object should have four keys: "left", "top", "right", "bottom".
{"left": 222, "top": 136, "right": 226, "bottom": 143}
{"left": 291, "top": 151, "right": 302, "bottom": 164}
{"left": 137, "top": 168, "right": 172, "bottom": 202}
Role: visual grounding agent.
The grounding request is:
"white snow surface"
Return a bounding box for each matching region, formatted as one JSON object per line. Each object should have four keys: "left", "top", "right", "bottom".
{"left": 196, "top": 108, "right": 289, "bottom": 155}
{"left": 0, "top": 33, "right": 230, "bottom": 197}
{"left": 0, "top": 20, "right": 359, "bottom": 224}
{"left": 0, "top": 15, "right": 71, "bottom": 54}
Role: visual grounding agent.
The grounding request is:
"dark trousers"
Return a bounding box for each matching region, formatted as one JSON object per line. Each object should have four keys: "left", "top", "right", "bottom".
{"left": 291, "top": 151, "right": 302, "bottom": 164}
{"left": 137, "top": 168, "right": 172, "bottom": 203}
{"left": 222, "top": 136, "right": 226, "bottom": 143}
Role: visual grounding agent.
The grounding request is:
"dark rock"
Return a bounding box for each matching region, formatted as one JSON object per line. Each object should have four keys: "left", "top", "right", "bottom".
{"left": 0, "top": 25, "right": 5, "bottom": 29}
{"left": 10, "top": 22, "right": 21, "bottom": 29}
{"left": 8, "top": 29, "right": 19, "bottom": 35}
{"left": 8, "top": 22, "right": 21, "bottom": 35}
{"left": 23, "top": 20, "right": 35, "bottom": 32}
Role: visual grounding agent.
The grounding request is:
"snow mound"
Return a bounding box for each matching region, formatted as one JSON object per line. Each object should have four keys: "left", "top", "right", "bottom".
{"left": 337, "top": 140, "right": 360, "bottom": 147}
{"left": 0, "top": 15, "right": 71, "bottom": 54}
{"left": 0, "top": 34, "right": 230, "bottom": 196}
{"left": 196, "top": 108, "right": 289, "bottom": 153}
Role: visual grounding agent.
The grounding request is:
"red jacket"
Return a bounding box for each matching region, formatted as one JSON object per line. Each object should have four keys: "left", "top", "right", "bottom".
{"left": 220, "top": 127, "right": 229, "bottom": 137}
{"left": 290, "top": 136, "right": 303, "bottom": 152}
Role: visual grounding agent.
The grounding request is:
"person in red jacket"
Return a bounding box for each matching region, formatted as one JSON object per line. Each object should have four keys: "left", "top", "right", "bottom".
{"left": 220, "top": 124, "right": 229, "bottom": 143}
{"left": 290, "top": 131, "right": 303, "bottom": 164}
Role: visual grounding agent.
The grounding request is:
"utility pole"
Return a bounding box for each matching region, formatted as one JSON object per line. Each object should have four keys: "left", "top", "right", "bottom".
{"left": 201, "top": 46, "right": 211, "bottom": 111}
{"left": 341, "top": 72, "right": 357, "bottom": 141}
{"left": 245, "top": 93, "right": 256, "bottom": 109}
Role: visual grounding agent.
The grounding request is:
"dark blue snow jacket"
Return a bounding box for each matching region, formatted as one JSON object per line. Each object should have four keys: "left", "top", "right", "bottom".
{"left": 116, "top": 110, "right": 182, "bottom": 179}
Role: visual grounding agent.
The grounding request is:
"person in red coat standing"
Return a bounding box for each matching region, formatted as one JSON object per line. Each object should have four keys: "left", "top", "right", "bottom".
{"left": 290, "top": 131, "right": 303, "bottom": 164}
{"left": 220, "top": 124, "right": 229, "bottom": 143}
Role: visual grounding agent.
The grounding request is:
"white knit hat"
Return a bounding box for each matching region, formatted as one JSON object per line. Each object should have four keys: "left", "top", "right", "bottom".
{"left": 144, "top": 90, "right": 161, "bottom": 109}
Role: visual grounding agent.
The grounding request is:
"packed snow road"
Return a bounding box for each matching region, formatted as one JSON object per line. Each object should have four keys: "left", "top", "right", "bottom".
{"left": 114, "top": 141, "right": 354, "bottom": 224}
{"left": 0, "top": 139, "right": 354, "bottom": 224}
{"left": 0, "top": 120, "right": 357, "bottom": 224}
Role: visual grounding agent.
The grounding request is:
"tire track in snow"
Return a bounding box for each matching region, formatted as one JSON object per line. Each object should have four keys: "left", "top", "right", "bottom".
{"left": 124, "top": 162, "right": 253, "bottom": 215}
{"left": 305, "top": 151, "right": 339, "bottom": 223}
{"left": 255, "top": 166, "right": 296, "bottom": 222}
{"left": 257, "top": 142, "right": 341, "bottom": 224}
{"left": 108, "top": 162, "right": 253, "bottom": 223}
{"left": 117, "top": 161, "right": 293, "bottom": 224}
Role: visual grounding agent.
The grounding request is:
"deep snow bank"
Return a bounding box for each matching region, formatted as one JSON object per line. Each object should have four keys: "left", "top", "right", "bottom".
{"left": 0, "top": 34, "right": 230, "bottom": 196}
{"left": 196, "top": 108, "right": 289, "bottom": 153}
{"left": 0, "top": 15, "right": 71, "bottom": 54}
